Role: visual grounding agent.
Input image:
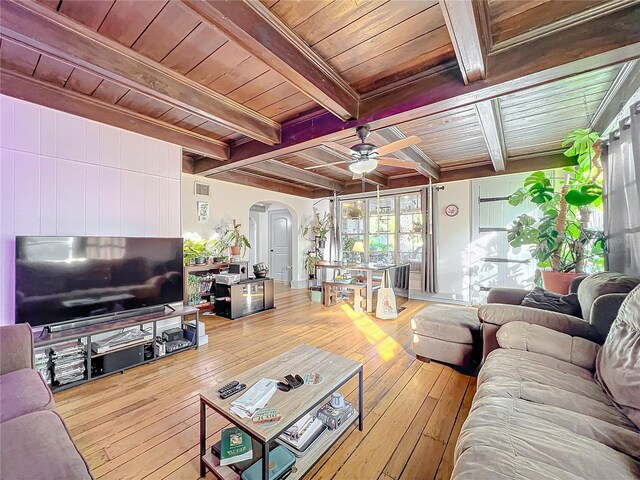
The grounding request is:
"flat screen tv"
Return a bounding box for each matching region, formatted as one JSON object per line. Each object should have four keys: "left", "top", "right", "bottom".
{"left": 15, "top": 236, "right": 183, "bottom": 328}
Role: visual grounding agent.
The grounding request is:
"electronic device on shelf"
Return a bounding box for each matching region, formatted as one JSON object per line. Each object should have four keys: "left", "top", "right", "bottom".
{"left": 15, "top": 236, "right": 183, "bottom": 331}
{"left": 162, "top": 327, "right": 184, "bottom": 343}
{"left": 228, "top": 262, "right": 249, "bottom": 280}
{"left": 91, "top": 329, "right": 153, "bottom": 354}
{"left": 213, "top": 273, "right": 242, "bottom": 285}
{"left": 165, "top": 339, "right": 192, "bottom": 353}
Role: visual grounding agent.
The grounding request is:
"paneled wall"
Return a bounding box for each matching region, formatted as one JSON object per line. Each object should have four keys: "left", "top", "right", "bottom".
{"left": 0, "top": 95, "right": 182, "bottom": 324}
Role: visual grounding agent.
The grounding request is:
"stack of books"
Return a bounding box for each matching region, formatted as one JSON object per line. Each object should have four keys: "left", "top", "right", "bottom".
{"left": 277, "top": 414, "right": 326, "bottom": 457}
{"left": 34, "top": 347, "right": 51, "bottom": 385}
{"left": 50, "top": 340, "right": 86, "bottom": 386}
{"left": 212, "top": 429, "right": 296, "bottom": 480}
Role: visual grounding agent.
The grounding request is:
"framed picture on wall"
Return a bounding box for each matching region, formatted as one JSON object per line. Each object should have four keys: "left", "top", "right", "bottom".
{"left": 197, "top": 201, "right": 210, "bottom": 223}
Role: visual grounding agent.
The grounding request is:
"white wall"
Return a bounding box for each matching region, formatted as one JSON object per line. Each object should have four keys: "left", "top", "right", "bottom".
{"left": 182, "top": 174, "right": 315, "bottom": 288}
{"left": 433, "top": 180, "right": 472, "bottom": 303}
{"left": 0, "top": 95, "right": 182, "bottom": 324}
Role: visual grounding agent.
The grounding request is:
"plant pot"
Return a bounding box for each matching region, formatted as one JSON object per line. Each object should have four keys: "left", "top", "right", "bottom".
{"left": 194, "top": 257, "right": 206, "bottom": 265}
{"left": 541, "top": 271, "right": 583, "bottom": 295}
{"left": 213, "top": 257, "right": 224, "bottom": 263}
{"left": 230, "top": 246, "right": 241, "bottom": 256}
{"left": 308, "top": 274, "right": 316, "bottom": 280}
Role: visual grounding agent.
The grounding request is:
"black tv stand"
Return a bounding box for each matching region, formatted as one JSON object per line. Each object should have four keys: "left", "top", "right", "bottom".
{"left": 34, "top": 305, "right": 200, "bottom": 392}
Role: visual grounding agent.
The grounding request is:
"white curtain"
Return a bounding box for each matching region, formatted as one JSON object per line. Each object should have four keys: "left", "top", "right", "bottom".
{"left": 604, "top": 101, "right": 640, "bottom": 275}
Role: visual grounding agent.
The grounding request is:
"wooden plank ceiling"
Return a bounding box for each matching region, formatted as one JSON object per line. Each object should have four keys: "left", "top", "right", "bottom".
{"left": 1, "top": 0, "right": 639, "bottom": 198}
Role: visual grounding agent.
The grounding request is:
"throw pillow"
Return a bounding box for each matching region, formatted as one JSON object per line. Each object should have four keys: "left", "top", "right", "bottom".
{"left": 521, "top": 287, "right": 582, "bottom": 317}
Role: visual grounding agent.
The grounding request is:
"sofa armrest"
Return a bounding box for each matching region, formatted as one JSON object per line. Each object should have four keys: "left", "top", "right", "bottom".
{"left": 0, "top": 323, "right": 34, "bottom": 375}
{"left": 589, "top": 293, "right": 628, "bottom": 342}
{"left": 479, "top": 304, "right": 600, "bottom": 359}
{"left": 486, "top": 287, "right": 529, "bottom": 305}
{"left": 496, "top": 321, "right": 600, "bottom": 370}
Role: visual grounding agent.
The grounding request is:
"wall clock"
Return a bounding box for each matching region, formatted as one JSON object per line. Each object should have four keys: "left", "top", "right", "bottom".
{"left": 445, "top": 204, "right": 459, "bottom": 217}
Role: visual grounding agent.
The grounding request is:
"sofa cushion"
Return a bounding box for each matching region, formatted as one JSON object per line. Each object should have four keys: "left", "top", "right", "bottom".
{"left": 452, "top": 348, "right": 640, "bottom": 479}
{"left": 521, "top": 286, "right": 581, "bottom": 317}
{"left": 410, "top": 304, "right": 479, "bottom": 344}
{"left": 0, "top": 410, "right": 93, "bottom": 480}
{"left": 0, "top": 368, "right": 55, "bottom": 423}
{"left": 577, "top": 271, "right": 640, "bottom": 321}
{"left": 596, "top": 284, "right": 640, "bottom": 429}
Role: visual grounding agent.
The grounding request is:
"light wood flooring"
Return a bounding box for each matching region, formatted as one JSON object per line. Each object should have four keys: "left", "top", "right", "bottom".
{"left": 54, "top": 288, "right": 476, "bottom": 480}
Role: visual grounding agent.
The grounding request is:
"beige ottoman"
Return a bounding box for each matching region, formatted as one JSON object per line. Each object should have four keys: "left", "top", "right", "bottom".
{"left": 411, "top": 304, "right": 481, "bottom": 367}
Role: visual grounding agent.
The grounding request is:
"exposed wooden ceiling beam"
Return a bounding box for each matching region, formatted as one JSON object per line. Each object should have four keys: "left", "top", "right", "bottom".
{"left": 474, "top": 99, "right": 506, "bottom": 171}
{"left": 591, "top": 60, "right": 640, "bottom": 134}
{"left": 245, "top": 160, "right": 345, "bottom": 192}
{"left": 492, "top": 0, "right": 639, "bottom": 52}
{"left": 1, "top": 69, "right": 230, "bottom": 160}
{"left": 209, "top": 5, "right": 640, "bottom": 175}
{"left": 439, "top": 0, "right": 491, "bottom": 84}
{"left": 179, "top": 0, "right": 359, "bottom": 120}
{"left": 0, "top": 0, "right": 280, "bottom": 145}
{"left": 211, "top": 170, "right": 314, "bottom": 198}
{"left": 373, "top": 127, "right": 441, "bottom": 179}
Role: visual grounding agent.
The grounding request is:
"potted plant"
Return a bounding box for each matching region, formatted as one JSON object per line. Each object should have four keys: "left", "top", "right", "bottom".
{"left": 303, "top": 212, "right": 334, "bottom": 249}
{"left": 183, "top": 239, "right": 208, "bottom": 265}
{"left": 225, "top": 219, "right": 251, "bottom": 256}
{"left": 305, "top": 251, "right": 321, "bottom": 279}
{"left": 507, "top": 129, "right": 606, "bottom": 293}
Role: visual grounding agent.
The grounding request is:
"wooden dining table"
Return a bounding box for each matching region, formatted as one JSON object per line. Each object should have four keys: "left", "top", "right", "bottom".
{"left": 315, "top": 262, "right": 395, "bottom": 313}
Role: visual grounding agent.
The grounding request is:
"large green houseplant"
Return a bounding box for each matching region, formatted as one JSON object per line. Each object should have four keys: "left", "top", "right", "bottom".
{"left": 507, "top": 129, "right": 606, "bottom": 293}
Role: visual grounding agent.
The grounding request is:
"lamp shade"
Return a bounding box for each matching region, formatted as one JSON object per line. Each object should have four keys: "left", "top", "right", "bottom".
{"left": 351, "top": 241, "right": 365, "bottom": 253}
{"left": 349, "top": 159, "right": 377, "bottom": 174}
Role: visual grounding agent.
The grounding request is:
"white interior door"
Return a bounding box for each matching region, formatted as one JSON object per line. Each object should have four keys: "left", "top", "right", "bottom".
{"left": 470, "top": 175, "right": 537, "bottom": 304}
{"left": 269, "top": 209, "right": 292, "bottom": 282}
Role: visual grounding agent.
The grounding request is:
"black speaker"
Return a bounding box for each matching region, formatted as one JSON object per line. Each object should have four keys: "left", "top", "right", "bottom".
{"left": 101, "top": 344, "right": 144, "bottom": 374}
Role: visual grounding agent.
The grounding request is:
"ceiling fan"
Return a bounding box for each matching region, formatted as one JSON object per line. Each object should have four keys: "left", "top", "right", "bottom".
{"left": 305, "top": 125, "right": 423, "bottom": 178}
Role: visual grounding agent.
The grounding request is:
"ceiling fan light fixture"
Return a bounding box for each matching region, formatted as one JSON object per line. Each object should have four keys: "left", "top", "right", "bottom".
{"left": 349, "top": 159, "right": 378, "bottom": 174}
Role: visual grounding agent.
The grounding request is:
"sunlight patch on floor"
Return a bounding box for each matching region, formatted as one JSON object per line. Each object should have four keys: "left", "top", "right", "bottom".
{"left": 341, "top": 304, "right": 401, "bottom": 361}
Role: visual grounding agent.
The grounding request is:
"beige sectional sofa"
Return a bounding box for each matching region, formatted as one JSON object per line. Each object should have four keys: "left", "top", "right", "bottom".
{"left": 452, "top": 284, "right": 640, "bottom": 479}
{"left": 0, "top": 324, "right": 93, "bottom": 480}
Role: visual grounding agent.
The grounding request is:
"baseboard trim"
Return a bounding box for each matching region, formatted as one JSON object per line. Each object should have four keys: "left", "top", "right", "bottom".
{"left": 290, "top": 280, "right": 308, "bottom": 289}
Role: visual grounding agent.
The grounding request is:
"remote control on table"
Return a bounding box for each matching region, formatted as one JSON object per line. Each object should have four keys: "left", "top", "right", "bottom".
{"left": 218, "top": 381, "right": 239, "bottom": 394}
{"left": 220, "top": 383, "right": 246, "bottom": 399}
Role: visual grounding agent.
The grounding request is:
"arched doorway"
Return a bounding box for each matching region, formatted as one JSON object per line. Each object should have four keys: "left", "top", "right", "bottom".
{"left": 249, "top": 201, "right": 294, "bottom": 287}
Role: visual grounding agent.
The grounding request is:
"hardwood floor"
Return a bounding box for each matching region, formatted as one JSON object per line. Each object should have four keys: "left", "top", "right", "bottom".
{"left": 54, "top": 289, "right": 475, "bottom": 480}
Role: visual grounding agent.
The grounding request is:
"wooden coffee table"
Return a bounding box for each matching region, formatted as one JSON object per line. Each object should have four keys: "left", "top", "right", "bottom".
{"left": 199, "top": 345, "right": 364, "bottom": 480}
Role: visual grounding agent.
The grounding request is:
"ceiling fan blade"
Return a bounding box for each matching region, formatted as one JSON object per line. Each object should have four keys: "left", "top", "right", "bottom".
{"left": 304, "top": 161, "right": 346, "bottom": 170}
{"left": 375, "top": 136, "right": 421, "bottom": 156}
{"left": 323, "top": 141, "right": 355, "bottom": 157}
{"left": 377, "top": 157, "right": 419, "bottom": 169}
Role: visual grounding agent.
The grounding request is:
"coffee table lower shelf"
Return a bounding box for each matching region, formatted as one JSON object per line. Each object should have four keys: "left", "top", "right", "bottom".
{"left": 202, "top": 411, "right": 358, "bottom": 480}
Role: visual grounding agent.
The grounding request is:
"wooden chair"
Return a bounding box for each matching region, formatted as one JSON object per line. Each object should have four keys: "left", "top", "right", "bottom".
{"left": 322, "top": 281, "right": 367, "bottom": 312}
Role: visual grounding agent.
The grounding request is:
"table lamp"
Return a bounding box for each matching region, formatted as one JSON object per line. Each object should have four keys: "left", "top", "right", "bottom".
{"left": 351, "top": 240, "right": 364, "bottom": 263}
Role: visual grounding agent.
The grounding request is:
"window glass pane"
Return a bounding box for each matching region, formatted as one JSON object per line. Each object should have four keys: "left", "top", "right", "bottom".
{"left": 341, "top": 200, "right": 365, "bottom": 234}
{"left": 342, "top": 235, "right": 364, "bottom": 263}
{"left": 399, "top": 194, "right": 421, "bottom": 213}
